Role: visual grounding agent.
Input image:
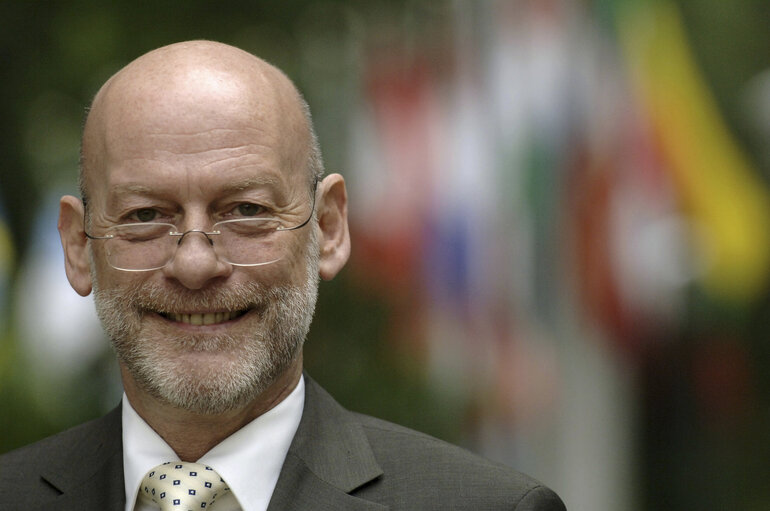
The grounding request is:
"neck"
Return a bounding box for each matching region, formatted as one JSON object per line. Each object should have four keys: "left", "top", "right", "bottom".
{"left": 122, "top": 356, "right": 303, "bottom": 462}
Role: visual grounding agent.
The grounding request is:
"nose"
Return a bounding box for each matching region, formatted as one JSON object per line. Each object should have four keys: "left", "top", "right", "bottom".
{"left": 162, "top": 230, "right": 232, "bottom": 289}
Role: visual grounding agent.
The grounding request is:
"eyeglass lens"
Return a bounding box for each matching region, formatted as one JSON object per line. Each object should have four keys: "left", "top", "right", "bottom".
{"left": 103, "top": 218, "right": 290, "bottom": 271}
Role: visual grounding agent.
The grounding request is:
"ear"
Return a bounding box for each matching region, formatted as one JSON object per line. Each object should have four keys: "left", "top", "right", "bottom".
{"left": 58, "top": 195, "right": 93, "bottom": 296}
{"left": 316, "top": 173, "right": 351, "bottom": 281}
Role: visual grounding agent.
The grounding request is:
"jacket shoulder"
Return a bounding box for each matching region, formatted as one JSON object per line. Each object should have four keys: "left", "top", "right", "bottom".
{"left": 0, "top": 406, "right": 122, "bottom": 497}
{"left": 351, "top": 413, "right": 566, "bottom": 510}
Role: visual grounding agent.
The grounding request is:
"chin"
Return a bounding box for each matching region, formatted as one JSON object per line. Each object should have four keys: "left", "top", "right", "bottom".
{"left": 122, "top": 329, "right": 300, "bottom": 415}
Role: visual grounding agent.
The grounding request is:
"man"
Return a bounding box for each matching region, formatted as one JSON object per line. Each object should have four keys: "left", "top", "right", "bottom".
{"left": 0, "top": 41, "right": 565, "bottom": 510}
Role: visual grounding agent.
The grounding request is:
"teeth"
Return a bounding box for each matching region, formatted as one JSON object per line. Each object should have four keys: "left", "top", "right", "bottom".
{"left": 169, "top": 311, "right": 238, "bottom": 325}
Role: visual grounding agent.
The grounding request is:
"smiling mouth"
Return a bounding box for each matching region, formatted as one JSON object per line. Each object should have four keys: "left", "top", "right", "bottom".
{"left": 159, "top": 310, "right": 249, "bottom": 326}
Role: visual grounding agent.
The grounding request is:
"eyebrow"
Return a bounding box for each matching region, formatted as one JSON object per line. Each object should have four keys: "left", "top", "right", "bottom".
{"left": 105, "top": 176, "right": 286, "bottom": 205}
{"left": 109, "top": 184, "right": 158, "bottom": 198}
{"left": 217, "top": 176, "right": 283, "bottom": 194}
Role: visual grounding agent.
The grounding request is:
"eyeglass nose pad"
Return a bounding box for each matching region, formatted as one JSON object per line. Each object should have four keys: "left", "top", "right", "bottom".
{"left": 168, "top": 230, "right": 222, "bottom": 270}
{"left": 164, "top": 229, "right": 231, "bottom": 289}
{"left": 174, "top": 229, "right": 215, "bottom": 246}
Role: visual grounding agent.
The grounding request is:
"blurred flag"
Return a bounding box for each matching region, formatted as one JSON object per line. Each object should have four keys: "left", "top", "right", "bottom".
{"left": 0, "top": 206, "right": 13, "bottom": 311}
{"left": 0, "top": 202, "right": 15, "bottom": 373}
{"left": 618, "top": 0, "right": 770, "bottom": 304}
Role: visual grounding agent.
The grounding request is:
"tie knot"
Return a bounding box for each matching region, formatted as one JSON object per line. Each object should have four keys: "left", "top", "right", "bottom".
{"left": 139, "top": 461, "right": 230, "bottom": 510}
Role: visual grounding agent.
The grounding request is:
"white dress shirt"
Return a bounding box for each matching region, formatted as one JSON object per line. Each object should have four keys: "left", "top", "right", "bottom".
{"left": 122, "top": 376, "right": 305, "bottom": 511}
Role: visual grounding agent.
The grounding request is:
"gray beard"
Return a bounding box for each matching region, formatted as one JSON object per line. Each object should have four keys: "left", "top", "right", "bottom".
{"left": 91, "top": 253, "right": 319, "bottom": 415}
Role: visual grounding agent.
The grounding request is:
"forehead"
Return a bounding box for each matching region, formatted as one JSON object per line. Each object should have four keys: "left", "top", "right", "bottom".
{"left": 83, "top": 53, "right": 309, "bottom": 203}
{"left": 100, "top": 119, "right": 303, "bottom": 206}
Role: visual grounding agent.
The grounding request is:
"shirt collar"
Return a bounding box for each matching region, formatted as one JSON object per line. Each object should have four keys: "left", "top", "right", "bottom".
{"left": 122, "top": 375, "right": 305, "bottom": 511}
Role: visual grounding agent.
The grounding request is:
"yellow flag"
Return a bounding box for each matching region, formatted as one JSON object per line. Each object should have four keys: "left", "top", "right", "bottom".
{"left": 620, "top": 0, "right": 770, "bottom": 303}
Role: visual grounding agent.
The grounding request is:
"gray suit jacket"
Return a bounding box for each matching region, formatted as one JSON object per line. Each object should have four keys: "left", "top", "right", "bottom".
{"left": 0, "top": 377, "right": 565, "bottom": 510}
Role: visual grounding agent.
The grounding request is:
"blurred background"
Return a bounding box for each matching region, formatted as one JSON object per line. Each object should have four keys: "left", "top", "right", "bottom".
{"left": 1, "top": 0, "right": 769, "bottom": 509}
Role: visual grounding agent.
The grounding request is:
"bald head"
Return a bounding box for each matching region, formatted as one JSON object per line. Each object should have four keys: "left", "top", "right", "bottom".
{"left": 80, "top": 40, "right": 322, "bottom": 204}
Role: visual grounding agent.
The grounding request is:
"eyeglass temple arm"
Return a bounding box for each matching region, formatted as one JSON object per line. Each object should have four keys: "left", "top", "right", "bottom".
{"left": 277, "top": 176, "right": 319, "bottom": 232}
{"left": 81, "top": 198, "right": 111, "bottom": 239}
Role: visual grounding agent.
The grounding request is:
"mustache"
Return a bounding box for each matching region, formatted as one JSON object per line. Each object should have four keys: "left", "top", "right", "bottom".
{"left": 95, "top": 279, "right": 282, "bottom": 314}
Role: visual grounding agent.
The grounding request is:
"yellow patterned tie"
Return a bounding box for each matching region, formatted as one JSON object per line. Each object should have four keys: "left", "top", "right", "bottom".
{"left": 138, "top": 461, "right": 230, "bottom": 510}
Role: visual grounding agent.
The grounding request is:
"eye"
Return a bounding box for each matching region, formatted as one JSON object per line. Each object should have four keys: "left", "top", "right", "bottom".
{"left": 132, "top": 208, "right": 159, "bottom": 222}
{"left": 234, "top": 203, "right": 265, "bottom": 217}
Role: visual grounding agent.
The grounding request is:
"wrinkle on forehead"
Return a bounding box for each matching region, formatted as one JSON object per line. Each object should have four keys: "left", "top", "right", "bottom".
{"left": 81, "top": 41, "right": 310, "bottom": 201}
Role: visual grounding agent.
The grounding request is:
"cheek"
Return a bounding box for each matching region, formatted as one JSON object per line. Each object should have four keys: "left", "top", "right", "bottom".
{"left": 237, "top": 261, "right": 297, "bottom": 289}
{"left": 239, "top": 242, "right": 312, "bottom": 288}
{"left": 89, "top": 245, "right": 152, "bottom": 290}
{"left": 282, "top": 234, "right": 316, "bottom": 282}
{"left": 89, "top": 244, "right": 114, "bottom": 287}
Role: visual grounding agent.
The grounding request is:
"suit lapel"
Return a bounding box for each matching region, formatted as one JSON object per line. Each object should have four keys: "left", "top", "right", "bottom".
{"left": 268, "top": 453, "right": 386, "bottom": 511}
{"left": 38, "top": 405, "right": 125, "bottom": 511}
{"left": 267, "top": 376, "right": 387, "bottom": 511}
{"left": 27, "top": 378, "right": 385, "bottom": 510}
